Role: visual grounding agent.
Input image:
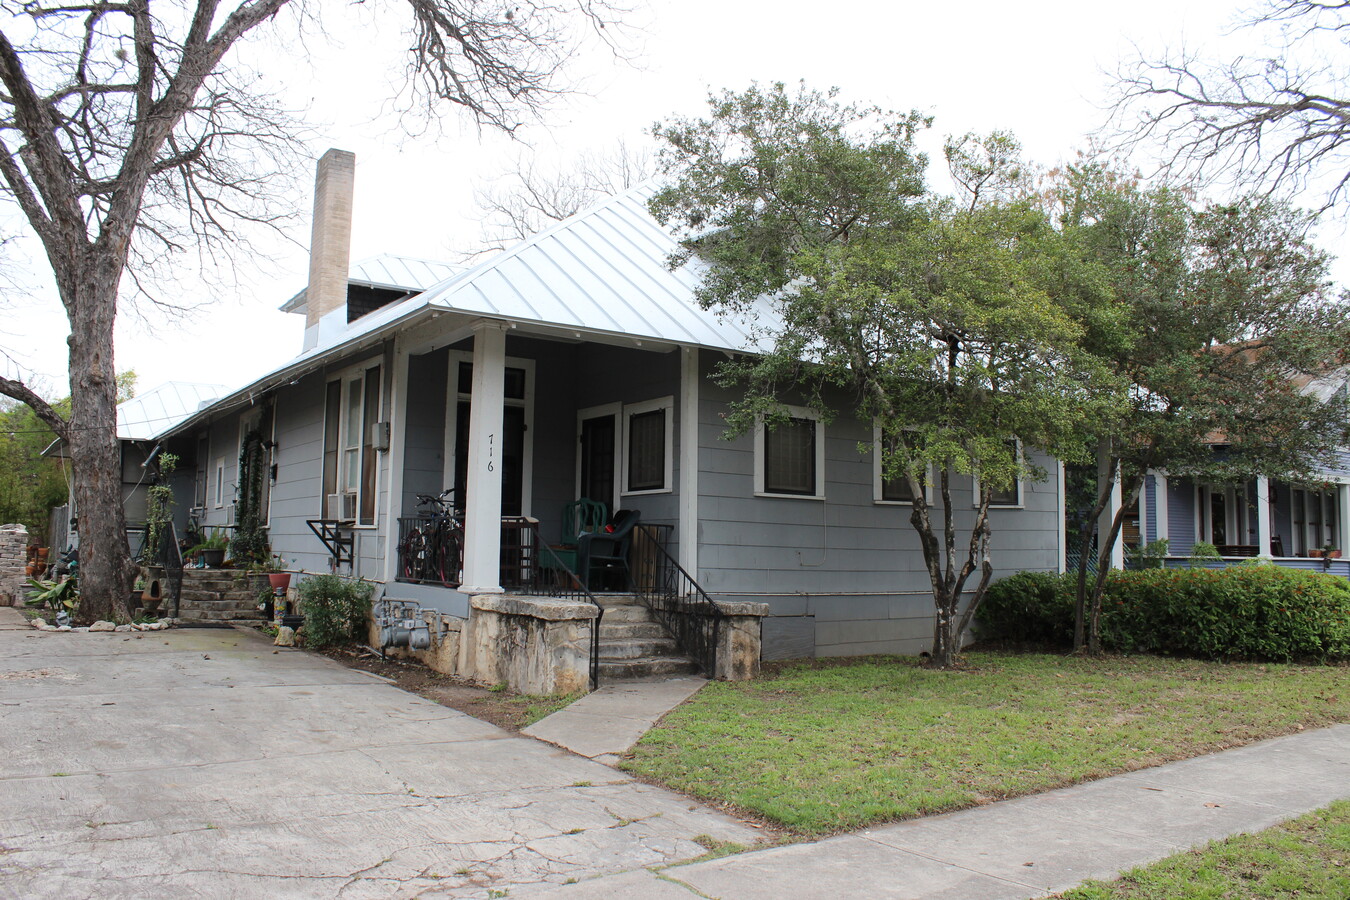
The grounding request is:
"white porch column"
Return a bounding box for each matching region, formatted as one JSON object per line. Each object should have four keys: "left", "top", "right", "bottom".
{"left": 1338, "top": 483, "right": 1350, "bottom": 553}
{"left": 382, "top": 337, "right": 410, "bottom": 584}
{"left": 1255, "top": 476, "right": 1272, "bottom": 558}
{"left": 1098, "top": 443, "right": 1125, "bottom": 569}
{"left": 460, "top": 322, "right": 508, "bottom": 594}
{"left": 679, "top": 347, "right": 700, "bottom": 576}
{"left": 1155, "top": 473, "right": 1170, "bottom": 547}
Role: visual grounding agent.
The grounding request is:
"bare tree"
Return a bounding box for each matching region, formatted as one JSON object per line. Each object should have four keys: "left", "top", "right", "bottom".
{"left": 0, "top": 0, "right": 629, "bottom": 624}
{"left": 1110, "top": 0, "right": 1350, "bottom": 212}
{"left": 467, "top": 139, "right": 653, "bottom": 256}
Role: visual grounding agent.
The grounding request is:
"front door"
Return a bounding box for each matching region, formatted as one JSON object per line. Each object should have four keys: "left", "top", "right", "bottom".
{"left": 578, "top": 405, "right": 620, "bottom": 515}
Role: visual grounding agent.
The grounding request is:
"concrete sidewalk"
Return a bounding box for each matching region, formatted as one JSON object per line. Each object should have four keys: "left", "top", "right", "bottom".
{"left": 523, "top": 676, "right": 705, "bottom": 764}
{"left": 523, "top": 724, "right": 1350, "bottom": 899}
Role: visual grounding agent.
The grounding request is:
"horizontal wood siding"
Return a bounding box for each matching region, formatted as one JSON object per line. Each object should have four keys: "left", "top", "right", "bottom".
{"left": 693, "top": 350, "right": 1062, "bottom": 659}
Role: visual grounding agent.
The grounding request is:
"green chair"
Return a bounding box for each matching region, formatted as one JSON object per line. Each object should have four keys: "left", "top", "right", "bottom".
{"left": 547, "top": 498, "right": 607, "bottom": 577}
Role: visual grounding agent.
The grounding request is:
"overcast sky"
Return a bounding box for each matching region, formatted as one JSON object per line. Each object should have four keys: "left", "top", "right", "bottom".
{"left": 1, "top": 0, "right": 1307, "bottom": 401}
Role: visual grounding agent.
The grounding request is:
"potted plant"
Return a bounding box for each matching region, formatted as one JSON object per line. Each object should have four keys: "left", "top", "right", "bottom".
{"left": 190, "top": 529, "right": 230, "bottom": 568}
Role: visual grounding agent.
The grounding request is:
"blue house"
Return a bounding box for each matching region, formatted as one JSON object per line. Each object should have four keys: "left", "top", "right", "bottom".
{"left": 153, "top": 150, "right": 1066, "bottom": 679}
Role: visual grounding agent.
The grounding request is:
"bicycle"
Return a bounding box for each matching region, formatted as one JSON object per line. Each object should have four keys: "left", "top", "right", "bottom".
{"left": 400, "top": 488, "right": 463, "bottom": 584}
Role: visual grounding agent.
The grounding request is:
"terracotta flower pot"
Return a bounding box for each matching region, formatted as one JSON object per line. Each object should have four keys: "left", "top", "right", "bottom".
{"left": 267, "top": 572, "right": 291, "bottom": 593}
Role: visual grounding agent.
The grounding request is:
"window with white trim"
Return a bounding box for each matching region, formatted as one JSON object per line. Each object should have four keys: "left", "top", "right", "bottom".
{"left": 755, "top": 406, "right": 824, "bottom": 498}
{"left": 213, "top": 457, "right": 225, "bottom": 508}
{"left": 973, "top": 439, "right": 1023, "bottom": 507}
{"left": 321, "top": 362, "right": 381, "bottom": 525}
{"left": 873, "top": 423, "right": 930, "bottom": 504}
{"left": 622, "top": 396, "right": 674, "bottom": 495}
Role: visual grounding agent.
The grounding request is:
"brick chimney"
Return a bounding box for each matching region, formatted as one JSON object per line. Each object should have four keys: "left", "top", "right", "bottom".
{"left": 304, "top": 148, "right": 355, "bottom": 347}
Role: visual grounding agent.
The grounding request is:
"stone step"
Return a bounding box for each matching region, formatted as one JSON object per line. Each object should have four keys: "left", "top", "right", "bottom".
{"left": 594, "top": 604, "right": 654, "bottom": 624}
{"left": 598, "top": 656, "right": 700, "bottom": 680}
{"left": 592, "top": 592, "right": 640, "bottom": 608}
{"left": 598, "top": 621, "right": 666, "bottom": 640}
{"left": 177, "top": 600, "right": 260, "bottom": 613}
{"left": 176, "top": 608, "right": 265, "bottom": 622}
{"left": 596, "top": 637, "right": 679, "bottom": 660}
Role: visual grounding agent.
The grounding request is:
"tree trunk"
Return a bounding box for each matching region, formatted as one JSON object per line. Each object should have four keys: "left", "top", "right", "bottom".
{"left": 66, "top": 270, "right": 134, "bottom": 625}
{"left": 930, "top": 599, "right": 959, "bottom": 668}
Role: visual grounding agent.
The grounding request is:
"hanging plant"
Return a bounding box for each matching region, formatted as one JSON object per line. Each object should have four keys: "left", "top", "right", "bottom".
{"left": 231, "top": 427, "right": 270, "bottom": 565}
{"left": 142, "top": 452, "right": 178, "bottom": 565}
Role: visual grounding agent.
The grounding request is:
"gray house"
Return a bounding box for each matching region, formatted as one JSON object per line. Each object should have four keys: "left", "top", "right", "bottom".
{"left": 157, "top": 149, "right": 1066, "bottom": 667}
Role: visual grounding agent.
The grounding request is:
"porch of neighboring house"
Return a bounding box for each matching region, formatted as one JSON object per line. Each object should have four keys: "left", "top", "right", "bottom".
{"left": 1123, "top": 472, "right": 1350, "bottom": 578}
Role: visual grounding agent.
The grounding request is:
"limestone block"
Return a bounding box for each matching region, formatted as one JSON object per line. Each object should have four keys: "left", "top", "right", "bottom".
{"left": 713, "top": 600, "right": 770, "bottom": 682}
{"left": 461, "top": 593, "right": 598, "bottom": 695}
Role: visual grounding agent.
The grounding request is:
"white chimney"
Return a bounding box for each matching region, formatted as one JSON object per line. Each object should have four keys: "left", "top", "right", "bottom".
{"left": 303, "top": 148, "right": 355, "bottom": 350}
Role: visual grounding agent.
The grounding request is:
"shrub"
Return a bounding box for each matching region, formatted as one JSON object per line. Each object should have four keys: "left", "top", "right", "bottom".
{"left": 297, "top": 574, "right": 375, "bottom": 649}
{"left": 977, "top": 571, "right": 1076, "bottom": 648}
{"left": 1100, "top": 566, "right": 1350, "bottom": 662}
{"left": 980, "top": 566, "right": 1350, "bottom": 662}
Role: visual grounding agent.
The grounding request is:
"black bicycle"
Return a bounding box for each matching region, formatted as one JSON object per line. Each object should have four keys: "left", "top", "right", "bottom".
{"left": 400, "top": 488, "right": 463, "bottom": 584}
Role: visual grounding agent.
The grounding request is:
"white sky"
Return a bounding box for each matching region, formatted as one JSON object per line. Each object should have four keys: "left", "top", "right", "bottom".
{"left": 1, "top": 0, "right": 1320, "bottom": 401}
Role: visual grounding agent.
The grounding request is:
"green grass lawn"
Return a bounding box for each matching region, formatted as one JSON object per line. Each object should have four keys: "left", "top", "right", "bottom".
{"left": 623, "top": 653, "right": 1349, "bottom": 835}
{"left": 1059, "top": 800, "right": 1350, "bottom": 899}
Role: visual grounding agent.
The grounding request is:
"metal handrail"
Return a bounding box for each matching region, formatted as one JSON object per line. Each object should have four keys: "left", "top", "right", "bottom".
{"left": 531, "top": 537, "right": 604, "bottom": 691}
{"left": 632, "top": 524, "right": 723, "bottom": 678}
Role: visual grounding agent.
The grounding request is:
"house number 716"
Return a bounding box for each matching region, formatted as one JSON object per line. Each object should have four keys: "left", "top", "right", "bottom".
{"left": 487, "top": 433, "right": 494, "bottom": 472}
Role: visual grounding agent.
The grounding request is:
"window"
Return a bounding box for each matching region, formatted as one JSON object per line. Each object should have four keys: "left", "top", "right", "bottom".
{"left": 974, "top": 440, "right": 1023, "bottom": 508}
{"left": 213, "top": 457, "right": 225, "bottom": 508}
{"left": 446, "top": 354, "right": 534, "bottom": 517}
{"left": 622, "top": 397, "right": 673, "bottom": 495}
{"left": 322, "top": 362, "right": 381, "bottom": 525}
{"left": 873, "top": 422, "right": 930, "bottom": 504}
{"left": 755, "top": 406, "right": 824, "bottom": 498}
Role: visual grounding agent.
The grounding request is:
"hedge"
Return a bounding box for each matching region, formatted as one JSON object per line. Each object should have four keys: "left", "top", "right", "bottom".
{"left": 978, "top": 565, "right": 1350, "bottom": 662}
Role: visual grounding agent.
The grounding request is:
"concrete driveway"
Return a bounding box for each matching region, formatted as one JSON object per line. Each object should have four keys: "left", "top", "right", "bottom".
{"left": 0, "top": 614, "right": 758, "bottom": 899}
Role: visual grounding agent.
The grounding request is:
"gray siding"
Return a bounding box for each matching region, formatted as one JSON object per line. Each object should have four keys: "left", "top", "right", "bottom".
{"left": 692, "top": 350, "right": 1063, "bottom": 660}
{"left": 1167, "top": 478, "right": 1195, "bottom": 556}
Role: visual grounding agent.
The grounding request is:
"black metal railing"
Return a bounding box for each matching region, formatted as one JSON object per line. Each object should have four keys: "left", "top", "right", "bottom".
{"left": 143, "top": 519, "right": 185, "bottom": 618}
{"left": 632, "top": 524, "right": 723, "bottom": 678}
{"left": 307, "top": 519, "right": 355, "bottom": 570}
{"left": 529, "top": 538, "right": 604, "bottom": 690}
{"left": 396, "top": 515, "right": 461, "bottom": 586}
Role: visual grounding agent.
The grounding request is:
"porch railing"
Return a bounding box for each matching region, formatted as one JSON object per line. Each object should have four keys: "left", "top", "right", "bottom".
{"left": 631, "top": 524, "right": 723, "bottom": 679}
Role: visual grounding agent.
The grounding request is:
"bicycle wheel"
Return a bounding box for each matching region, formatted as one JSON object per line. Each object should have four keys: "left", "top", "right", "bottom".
{"left": 401, "top": 529, "right": 427, "bottom": 581}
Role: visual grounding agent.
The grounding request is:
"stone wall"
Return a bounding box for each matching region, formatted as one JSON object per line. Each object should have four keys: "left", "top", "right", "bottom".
{"left": 0, "top": 524, "right": 29, "bottom": 606}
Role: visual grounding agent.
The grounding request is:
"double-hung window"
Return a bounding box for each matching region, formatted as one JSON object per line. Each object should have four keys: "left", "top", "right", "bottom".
{"left": 974, "top": 439, "right": 1023, "bottom": 508}
{"left": 622, "top": 397, "right": 673, "bottom": 495}
{"left": 755, "top": 406, "right": 825, "bottom": 498}
{"left": 873, "top": 423, "right": 930, "bottom": 504}
{"left": 322, "top": 363, "right": 381, "bottom": 525}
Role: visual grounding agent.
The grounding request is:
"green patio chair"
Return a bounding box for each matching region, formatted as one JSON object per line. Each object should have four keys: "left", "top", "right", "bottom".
{"left": 546, "top": 498, "right": 607, "bottom": 580}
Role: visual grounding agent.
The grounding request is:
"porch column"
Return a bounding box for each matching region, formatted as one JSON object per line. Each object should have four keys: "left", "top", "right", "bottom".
{"left": 460, "top": 321, "right": 508, "bottom": 594}
{"left": 1338, "top": 483, "right": 1350, "bottom": 553}
{"left": 1155, "top": 473, "right": 1170, "bottom": 547}
{"left": 1097, "top": 442, "right": 1125, "bottom": 569}
{"left": 1255, "top": 476, "right": 1272, "bottom": 557}
{"left": 382, "top": 336, "right": 411, "bottom": 583}
{"left": 678, "top": 347, "right": 699, "bottom": 575}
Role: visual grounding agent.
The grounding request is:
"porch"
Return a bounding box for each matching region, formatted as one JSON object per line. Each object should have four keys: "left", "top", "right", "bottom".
{"left": 1122, "top": 472, "right": 1350, "bottom": 576}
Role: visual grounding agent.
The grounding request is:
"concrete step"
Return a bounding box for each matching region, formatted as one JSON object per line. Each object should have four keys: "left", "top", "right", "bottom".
{"left": 177, "top": 600, "right": 260, "bottom": 613}
{"left": 598, "top": 656, "right": 700, "bottom": 679}
{"left": 597, "top": 637, "right": 679, "bottom": 660}
{"left": 598, "top": 621, "right": 666, "bottom": 640}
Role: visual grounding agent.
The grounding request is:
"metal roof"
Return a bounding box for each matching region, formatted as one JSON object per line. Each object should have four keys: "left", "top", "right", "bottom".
{"left": 280, "top": 254, "right": 462, "bottom": 314}
{"left": 416, "top": 184, "right": 773, "bottom": 352}
{"left": 117, "top": 381, "right": 230, "bottom": 441}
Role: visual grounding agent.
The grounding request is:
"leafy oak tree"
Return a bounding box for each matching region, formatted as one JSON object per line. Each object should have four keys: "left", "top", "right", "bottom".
{"left": 0, "top": 1, "right": 628, "bottom": 624}
{"left": 1052, "top": 166, "right": 1350, "bottom": 653}
{"left": 651, "top": 84, "right": 1108, "bottom": 667}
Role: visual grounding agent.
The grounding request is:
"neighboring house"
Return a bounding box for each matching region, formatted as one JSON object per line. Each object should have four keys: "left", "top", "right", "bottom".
{"left": 1127, "top": 460, "right": 1350, "bottom": 577}
{"left": 153, "top": 149, "right": 1066, "bottom": 662}
{"left": 47, "top": 380, "right": 228, "bottom": 557}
